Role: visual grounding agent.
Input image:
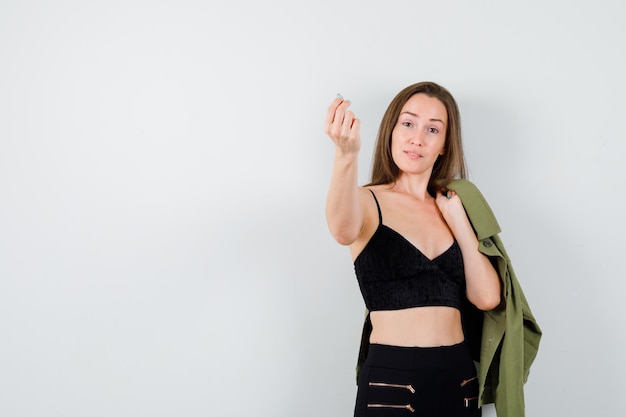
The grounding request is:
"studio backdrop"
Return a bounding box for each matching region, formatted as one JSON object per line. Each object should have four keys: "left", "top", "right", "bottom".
{"left": 1, "top": 1, "right": 625, "bottom": 416}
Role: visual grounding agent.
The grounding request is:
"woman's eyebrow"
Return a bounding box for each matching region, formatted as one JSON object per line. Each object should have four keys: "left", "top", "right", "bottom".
{"left": 400, "top": 111, "right": 445, "bottom": 125}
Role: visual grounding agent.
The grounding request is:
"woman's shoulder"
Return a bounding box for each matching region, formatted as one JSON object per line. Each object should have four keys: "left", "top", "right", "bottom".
{"left": 361, "top": 183, "right": 392, "bottom": 192}
{"left": 358, "top": 184, "right": 394, "bottom": 203}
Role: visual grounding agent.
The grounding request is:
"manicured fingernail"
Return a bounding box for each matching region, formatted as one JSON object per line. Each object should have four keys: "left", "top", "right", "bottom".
{"left": 336, "top": 93, "right": 343, "bottom": 100}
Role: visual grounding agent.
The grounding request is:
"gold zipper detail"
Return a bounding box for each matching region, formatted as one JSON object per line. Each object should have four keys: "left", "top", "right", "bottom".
{"left": 368, "top": 403, "right": 415, "bottom": 412}
{"left": 369, "top": 382, "right": 416, "bottom": 393}
{"left": 464, "top": 396, "right": 478, "bottom": 407}
{"left": 460, "top": 376, "right": 478, "bottom": 387}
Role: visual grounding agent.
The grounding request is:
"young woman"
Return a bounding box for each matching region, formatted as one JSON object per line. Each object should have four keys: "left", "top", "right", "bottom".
{"left": 324, "top": 82, "right": 501, "bottom": 416}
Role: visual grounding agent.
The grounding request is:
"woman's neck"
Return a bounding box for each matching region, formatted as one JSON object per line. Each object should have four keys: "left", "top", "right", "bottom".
{"left": 390, "top": 173, "right": 432, "bottom": 201}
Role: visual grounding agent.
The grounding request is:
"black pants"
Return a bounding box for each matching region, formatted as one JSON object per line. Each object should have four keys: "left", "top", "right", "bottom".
{"left": 354, "top": 342, "right": 481, "bottom": 416}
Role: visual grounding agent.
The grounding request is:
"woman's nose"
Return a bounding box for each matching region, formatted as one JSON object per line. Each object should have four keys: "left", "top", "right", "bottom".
{"left": 410, "top": 133, "right": 423, "bottom": 146}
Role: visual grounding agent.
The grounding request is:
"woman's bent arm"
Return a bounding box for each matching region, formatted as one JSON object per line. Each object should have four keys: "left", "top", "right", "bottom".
{"left": 436, "top": 190, "right": 501, "bottom": 310}
{"left": 324, "top": 96, "right": 364, "bottom": 245}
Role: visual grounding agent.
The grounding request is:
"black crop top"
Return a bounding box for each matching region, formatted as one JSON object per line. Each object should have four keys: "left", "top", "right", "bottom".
{"left": 353, "top": 190, "right": 465, "bottom": 311}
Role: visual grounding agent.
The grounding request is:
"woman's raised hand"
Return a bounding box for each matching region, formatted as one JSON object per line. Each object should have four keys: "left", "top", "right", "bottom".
{"left": 324, "top": 94, "right": 361, "bottom": 156}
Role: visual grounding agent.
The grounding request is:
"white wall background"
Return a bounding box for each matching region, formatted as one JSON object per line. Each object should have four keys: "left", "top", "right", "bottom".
{"left": 1, "top": 1, "right": 625, "bottom": 416}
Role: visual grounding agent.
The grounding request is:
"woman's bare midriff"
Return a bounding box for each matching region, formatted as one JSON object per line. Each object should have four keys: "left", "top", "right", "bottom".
{"left": 369, "top": 306, "right": 464, "bottom": 347}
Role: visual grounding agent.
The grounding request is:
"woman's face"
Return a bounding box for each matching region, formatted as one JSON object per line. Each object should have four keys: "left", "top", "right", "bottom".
{"left": 391, "top": 93, "right": 448, "bottom": 177}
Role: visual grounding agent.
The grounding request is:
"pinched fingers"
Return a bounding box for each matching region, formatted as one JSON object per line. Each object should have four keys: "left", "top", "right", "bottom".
{"left": 324, "top": 95, "right": 361, "bottom": 153}
{"left": 324, "top": 96, "right": 351, "bottom": 137}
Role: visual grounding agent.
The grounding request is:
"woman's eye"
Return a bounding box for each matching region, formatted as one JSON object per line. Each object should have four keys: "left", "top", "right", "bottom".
{"left": 428, "top": 127, "right": 439, "bottom": 134}
{"left": 402, "top": 121, "right": 413, "bottom": 127}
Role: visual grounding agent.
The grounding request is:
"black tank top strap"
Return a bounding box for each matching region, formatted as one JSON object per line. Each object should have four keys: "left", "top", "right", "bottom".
{"left": 367, "top": 189, "right": 383, "bottom": 225}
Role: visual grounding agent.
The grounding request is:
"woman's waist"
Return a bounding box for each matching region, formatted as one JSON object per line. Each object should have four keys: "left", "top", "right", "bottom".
{"left": 369, "top": 306, "right": 464, "bottom": 347}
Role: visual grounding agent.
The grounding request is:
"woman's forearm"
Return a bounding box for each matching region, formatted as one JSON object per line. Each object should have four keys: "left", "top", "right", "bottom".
{"left": 325, "top": 151, "right": 363, "bottom": 245}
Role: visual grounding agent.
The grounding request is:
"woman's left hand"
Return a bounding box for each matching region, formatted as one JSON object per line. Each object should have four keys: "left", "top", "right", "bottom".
{"left": 435, "top": 189, "right": 465, "bottom": 222}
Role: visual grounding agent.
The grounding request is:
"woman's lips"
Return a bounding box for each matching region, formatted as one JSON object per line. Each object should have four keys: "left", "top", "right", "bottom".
{"left": 404, "top": 150, "right": 422, "bottom": 159}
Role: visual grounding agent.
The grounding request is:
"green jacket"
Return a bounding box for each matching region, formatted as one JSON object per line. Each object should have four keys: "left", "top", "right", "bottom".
{"left": 356, "top": 179, "right": 542, "bottom": 417}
